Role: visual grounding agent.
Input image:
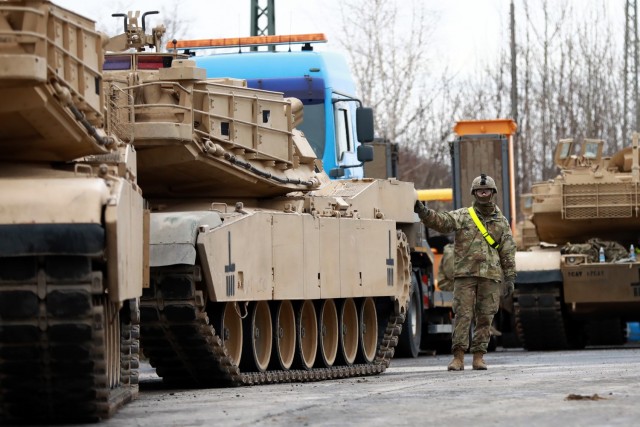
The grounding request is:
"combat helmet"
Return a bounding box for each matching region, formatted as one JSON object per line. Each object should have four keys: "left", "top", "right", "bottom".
{"left": 470, "top": 173, "right": 497, "bottom": 194}
{"left": 471, "top": 173, "right": 497, "bottom": 205}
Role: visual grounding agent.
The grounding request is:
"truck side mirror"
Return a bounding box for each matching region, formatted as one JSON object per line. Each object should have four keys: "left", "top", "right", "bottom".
{"left": 357, "top": 144, "right": 374, "bottom": 162}
{"left": 356, "top": 107, "right": 374, "bottom": 143}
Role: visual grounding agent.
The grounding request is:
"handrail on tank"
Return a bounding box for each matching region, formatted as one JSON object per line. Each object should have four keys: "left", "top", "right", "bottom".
{"left": 0, "top": 4, "right": 102, "bottom": 76}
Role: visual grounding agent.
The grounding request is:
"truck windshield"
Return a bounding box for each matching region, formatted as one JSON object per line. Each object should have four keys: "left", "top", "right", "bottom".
{"left": 243, "top": 77, "right": 326, "bottom": 158}
{"left": 296, "top": 103, "right": 325, "bottom": 159}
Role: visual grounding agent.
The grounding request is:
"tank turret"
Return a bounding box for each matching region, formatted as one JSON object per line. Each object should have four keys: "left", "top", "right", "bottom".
{"left": 105, "top": 58, "right": 323, "bottom": 199}
{"left": 531, "top": 134, "right": 640, "bottom": 246}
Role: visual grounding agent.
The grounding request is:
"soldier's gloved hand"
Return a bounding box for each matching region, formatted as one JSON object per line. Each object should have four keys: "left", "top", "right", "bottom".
{"left": 501, "top": 280, "right": 514, "bottom": 298}
{"left": 414, "top": 199, "right": 430, "bottom": 219}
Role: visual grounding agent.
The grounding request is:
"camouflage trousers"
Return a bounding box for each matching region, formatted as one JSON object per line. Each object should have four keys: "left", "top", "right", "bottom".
{"left": 451, "top": 277, "right": 500, "bottom": 354}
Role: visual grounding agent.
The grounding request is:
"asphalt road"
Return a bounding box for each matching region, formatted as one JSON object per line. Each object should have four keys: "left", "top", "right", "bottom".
{"left": 79, "top": 346, "right": 640, "bottom": 427}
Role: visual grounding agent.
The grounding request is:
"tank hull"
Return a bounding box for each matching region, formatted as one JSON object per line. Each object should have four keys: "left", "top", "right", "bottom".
{"left": 140, "top": 178, "right": 414, "bottom": 385}
{"left": 0, "top": 168, "right": 144, "bottom": 422}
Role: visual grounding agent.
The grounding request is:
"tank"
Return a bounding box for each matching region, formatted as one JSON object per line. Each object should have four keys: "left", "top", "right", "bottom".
{"left": 515, "top": 135, "right": 640, "bottom": 350}
{"left": 0, "top": 1, "right": 144, "bottom": 422}
{"left": 99, "top": 18, "right": 413, "bottom": 384}
{"left": 514, "top": 193, "right": 539, "bottom": 250}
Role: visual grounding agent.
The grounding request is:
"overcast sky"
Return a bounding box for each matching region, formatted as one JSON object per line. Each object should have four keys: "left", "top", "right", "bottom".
{"left": 55, "top": 0, "right": 513, "bottom": 74}
{"left": 54, "top": 0, "right": 625, "bottom": 78}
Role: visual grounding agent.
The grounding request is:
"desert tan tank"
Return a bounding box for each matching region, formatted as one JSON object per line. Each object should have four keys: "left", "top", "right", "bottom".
{"left": 515, "top": 135, "right": 640, "bottom": 350}
{"left": 514, "top": 193, "right": 539, "bottom": 250}
{"left": 531, "top": 137, "right": 640, "bottom": 245}
{"left": 0, "top": 1, "right": 144, "bottom": 422}
{"left": 99, "top": 20, "right": 413, "bottom": 385}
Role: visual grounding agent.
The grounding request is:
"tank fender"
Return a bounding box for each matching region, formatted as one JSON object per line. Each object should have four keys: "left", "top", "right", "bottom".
{"left": 0, "top": 177, "right": 109, "bottom": 256}
{"left": 150, "top": 211, "right": 222, "bottom": 267}
{"left": 0, "top": 177, "right": 109, "bottom": 224}
{"left": 104, "top": 179, "right": 145, "bottom": 301}
{"left": 515, "top": 250, "right": 562, "bottom": 283}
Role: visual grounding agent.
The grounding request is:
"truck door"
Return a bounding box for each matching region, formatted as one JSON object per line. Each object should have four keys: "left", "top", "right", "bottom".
{"left": 332, "top": 98, "right": 362, "bottom": 179}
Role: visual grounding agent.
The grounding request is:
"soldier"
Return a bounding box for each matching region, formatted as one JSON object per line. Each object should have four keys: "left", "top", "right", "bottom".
{"left": 414, "top": 174, "right": 516, "bottom": 370}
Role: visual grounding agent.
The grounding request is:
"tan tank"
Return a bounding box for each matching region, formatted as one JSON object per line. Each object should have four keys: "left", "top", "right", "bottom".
{"left": 531, "top": 137, "right": 640, "bottom": 244}
{"left": 514, "top": 193, "right": 539, "bottom": 250}
{"left": 99, "top": 16, "right": 413, "bottom": 385}
{"left": 515, "top": 135, "right": 640, "bottom": 350}
{"left": 0, "top": 1, "right": 145, "bottom": 422}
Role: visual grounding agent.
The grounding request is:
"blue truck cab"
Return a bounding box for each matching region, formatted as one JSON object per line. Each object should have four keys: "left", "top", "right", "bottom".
{"left": 170, "top": 34, "right": 373, "bottom": 179}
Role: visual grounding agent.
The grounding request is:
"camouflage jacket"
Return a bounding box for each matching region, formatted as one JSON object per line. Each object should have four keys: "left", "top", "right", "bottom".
{"left": 437, "top": 243, "right": 454, "bottom": 291}
{"left": 419, "top": 202, "right": 516, "bottom": 282}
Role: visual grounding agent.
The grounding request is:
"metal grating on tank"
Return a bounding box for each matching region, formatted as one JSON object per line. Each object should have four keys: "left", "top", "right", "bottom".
{"left": 563, "top": 183, "right": 638, "bottom": 219}
{"left": 105, "top": 83, "right": 134, "bottom": 142}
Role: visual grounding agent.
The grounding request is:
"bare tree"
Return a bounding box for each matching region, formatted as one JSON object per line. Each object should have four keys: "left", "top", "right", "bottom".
{"left": 337, "top": 0, "right": 466, "bottom": 188}
{"left": 337, "top": 0, "right": 631, "bottom": 198}
{"left": 337, "top": 0, "right": 434, "bottom": 142}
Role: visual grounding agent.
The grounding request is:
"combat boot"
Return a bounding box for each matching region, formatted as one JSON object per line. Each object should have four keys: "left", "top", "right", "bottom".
{"left": 447, "top": 349, "right": 465, "bottom": 371}
{"left": 472, "top": 352, "right": 487, "bottom": 370}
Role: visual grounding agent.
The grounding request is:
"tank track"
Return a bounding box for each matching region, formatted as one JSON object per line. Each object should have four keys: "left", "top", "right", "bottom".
{"left": 513, "top": 282, "right": 570, "bottom": 350}
{"left": 140, "top": 267, "right": 405, "bottom": 386}
{"left": 0, "top": 256, "right": 140, "bottom": 423}
{"left": 585, "top": 318, "right": 627, "bottom": 346}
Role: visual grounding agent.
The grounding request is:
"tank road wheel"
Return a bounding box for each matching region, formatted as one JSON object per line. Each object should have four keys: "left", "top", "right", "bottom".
{"left": 357, "top": 297, "right": 378, "bottom": 363}
{"left": 317, "top": 299, "right": 339, "bottom": 367}
{"left": 221, "top": 302, "right": 243, "bottom": 366}
{"left": 396, "top": 273, "right": 422, "bottom": 358}
{"left": 294, "top": 300, "right": 318, "bottom": 369}
{"left": 241, "top": 301, "right": 273, "bottom": 372}
{"left": 337, "top": 298, "right": 359, "bottom": 365}
{"left": 270, "top": 300, "right": 296, "bottom": 370}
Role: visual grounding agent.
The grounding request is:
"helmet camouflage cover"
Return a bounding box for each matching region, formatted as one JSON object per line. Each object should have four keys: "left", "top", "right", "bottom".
{"left": 470, "top": 173, "right": 498, "bottom": 194}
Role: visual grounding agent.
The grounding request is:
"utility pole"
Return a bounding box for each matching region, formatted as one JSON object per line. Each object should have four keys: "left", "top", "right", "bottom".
{"left": 250, "top": 0, "right": 276, "bottom": 51}
{"left": 624, "top": 0, "right": 638, "bottom": 146}
{"left": 510, "top": 0, "right": 518, "bottom": 127}
{"left": 509, "top": 1, "right": 521, "bottom": 199}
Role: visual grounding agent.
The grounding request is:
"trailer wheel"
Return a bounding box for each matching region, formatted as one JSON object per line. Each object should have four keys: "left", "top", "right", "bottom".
{"left": 396, "top": 274, "right": 422, "bottom": 358}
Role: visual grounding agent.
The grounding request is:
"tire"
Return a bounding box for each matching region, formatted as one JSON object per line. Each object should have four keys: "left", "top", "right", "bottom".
{"left": 396, "top": 274, "right": 422, "bottom": 358}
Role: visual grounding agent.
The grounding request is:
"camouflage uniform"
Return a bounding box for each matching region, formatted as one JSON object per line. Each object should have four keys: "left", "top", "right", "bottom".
{"left": 437, "top": 243, "right": 454, "bottom": 292}
{"left": 416, "top": 200, "right": 516, "bottom": 355}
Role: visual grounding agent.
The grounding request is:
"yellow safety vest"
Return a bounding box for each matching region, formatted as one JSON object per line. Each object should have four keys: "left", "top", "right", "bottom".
{"left": 467, "top": 207, "right": 500, "bottom": 249}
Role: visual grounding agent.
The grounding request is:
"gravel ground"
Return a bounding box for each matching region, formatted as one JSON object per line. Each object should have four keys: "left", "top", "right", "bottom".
{"left": 71, "top": 346, "right": 640, "bottom": 427}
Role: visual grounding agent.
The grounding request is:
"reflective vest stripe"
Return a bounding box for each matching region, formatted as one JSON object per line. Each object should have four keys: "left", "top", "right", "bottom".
{"left": 467, "top": 207, "right": 500, "bottom": 249}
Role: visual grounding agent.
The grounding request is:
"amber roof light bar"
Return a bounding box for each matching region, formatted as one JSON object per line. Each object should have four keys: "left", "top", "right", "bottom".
{"left": 166, "top": 33, "right": 327, "bottom": 51}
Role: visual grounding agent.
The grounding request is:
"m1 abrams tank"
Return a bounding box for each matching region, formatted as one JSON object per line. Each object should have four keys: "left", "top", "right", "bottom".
{"left": 0, "top": 1, "right": 145, "bottom": 422}
{"left": 100, "top": 17, "right": 413, "bottom": 385}
{"left": 515, "top": 136, "right": 640, "bottom": 350}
